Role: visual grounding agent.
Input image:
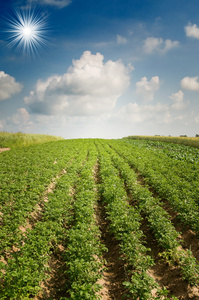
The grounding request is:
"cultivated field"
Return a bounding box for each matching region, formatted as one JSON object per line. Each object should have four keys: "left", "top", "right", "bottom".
{"left": 0, "top": 138, "right": 199, "bottom": 299}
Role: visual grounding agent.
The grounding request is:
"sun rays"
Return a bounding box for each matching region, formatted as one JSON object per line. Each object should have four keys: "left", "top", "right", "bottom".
{"left": 5, "top": 7, "right": 50, "bottom": 57}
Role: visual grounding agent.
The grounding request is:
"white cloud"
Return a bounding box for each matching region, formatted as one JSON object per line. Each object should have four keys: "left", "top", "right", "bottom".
{"left": 185, "top": 23, "right": 199, "bottom": 39}
{"left": 181, "top": 76, "right": 199, "bottom": 91}
{"left": 116, "top": 34, "right": 127, "bottom": 45}
{"left": 117, "top": 102, "right": 172, "bottom": 124}
{"left": 164, "top": 39, "right": 179, "bottom": 52}
{"left": 25, "top": 51, "right": 131, "bottom": 116}
{"left": 116, "top": 95, "right": 190, "bottom": 127}
{"left": 1, "top": 108, "right": 33, "bottom": 133}
{"left": 135, "top": 76, "right": 160, "bottom": 101}
{"left": 116, "top": 90, "right": 189, "bottom": 126}
{"left": 31, "top": 0, "right": 71, "bottom": 8}
{"left": 10, "top": 108, "right": 31, "bottom": 125}
{"left": 0, "top": 71, "right": 23, "bottom": 101}
{"left": 143, "top": 37, "right": 179, "bottom": 54}
{"left": 170, "top": 90, "right": 189, "bottom": 110}
{"left": 143, "top": 37, "right": 162, "bottom": 54}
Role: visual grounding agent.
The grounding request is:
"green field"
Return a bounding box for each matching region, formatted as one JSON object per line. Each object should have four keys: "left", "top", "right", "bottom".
{"left": 125, "top": 135, "right": 199, "bottom": 149}
{"left": 0, "top": 138, "right": 199, "bottom": 299}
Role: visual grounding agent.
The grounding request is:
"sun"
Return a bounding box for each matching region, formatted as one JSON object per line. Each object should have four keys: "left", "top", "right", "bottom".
{"left": 5, "top": 7, "right": 49, "bottom": 57}
{"left": 22, "top": 26, "right": 33, "bottom": 37}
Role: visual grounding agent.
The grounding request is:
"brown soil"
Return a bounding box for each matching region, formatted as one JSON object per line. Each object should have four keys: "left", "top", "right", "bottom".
{"left": 34, "top": 245, "right": 69, "bottom": 300}
{"left": 140, "top": 217, "right": 199, "bottom": 299}
{"left": 0, "top": 148, "right": 10, "bottom": 153}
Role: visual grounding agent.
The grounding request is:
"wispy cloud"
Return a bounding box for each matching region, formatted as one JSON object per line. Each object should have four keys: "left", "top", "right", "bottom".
{"left": 185, "top": 23, "right": 199, "bottom": 39}
{"left": 143, "top": 37, "right": 179, "bottom": 54}
{"left": 30, "top": 0, "right": 72, "bottom": 8}
{"left": 116, "top": 34, "right": 127, "bottom": 45}
{"left": 9, "top": 108, "right": 32, "bottom": 125}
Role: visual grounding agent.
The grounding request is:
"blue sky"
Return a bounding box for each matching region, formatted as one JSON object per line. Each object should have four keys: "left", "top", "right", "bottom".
{"left": 0, "top": 0, "right": 199, "bottom": 138}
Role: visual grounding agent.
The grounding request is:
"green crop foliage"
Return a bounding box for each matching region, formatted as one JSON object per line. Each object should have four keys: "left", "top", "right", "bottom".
{"left": 1, "top": 138, "right": 199, "bottom": 299}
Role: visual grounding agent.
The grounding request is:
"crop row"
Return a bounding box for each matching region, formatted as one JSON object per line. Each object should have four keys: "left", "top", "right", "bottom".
{"left": 0, "top": 140, "right": 82, "bottom": 255}
{"left": 109, "top": 139, "right": 199, "bottom": 234}
{"left": 95, "top": 141, "right": 173, "bottom": 299}
{"left": 0, "top": 141, "right": 89, "bottom": 299}
{"left": 103, "top": 141, "right": 199, "bottom": 286}
{"left": 63, "top": 143, "right": 106, "bottom": 299}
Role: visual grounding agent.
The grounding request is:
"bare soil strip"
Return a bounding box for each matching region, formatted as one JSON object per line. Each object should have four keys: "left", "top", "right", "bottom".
{"left": 140, "top": 217, "right": 199, "bottom": 300}
{"left": 94, "top": 162, "right": 129, "bottom": 300}
{"left": 0, "top": 148, "right": 10, "bottom": 153}
{"left": 34, "top": 244, "right": 70, "bottom": 300}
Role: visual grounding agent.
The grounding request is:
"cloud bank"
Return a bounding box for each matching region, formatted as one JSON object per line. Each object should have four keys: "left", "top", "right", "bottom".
{"left": 0, "top": 71, "right": 23, "bottom": 101}
{"left": 25, "top": 51, "right": 131, "bottom": 116}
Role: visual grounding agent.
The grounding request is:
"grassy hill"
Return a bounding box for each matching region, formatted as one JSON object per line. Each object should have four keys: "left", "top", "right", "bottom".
{"left": 0, "top": 131, "right": 64, "bottom": 148}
